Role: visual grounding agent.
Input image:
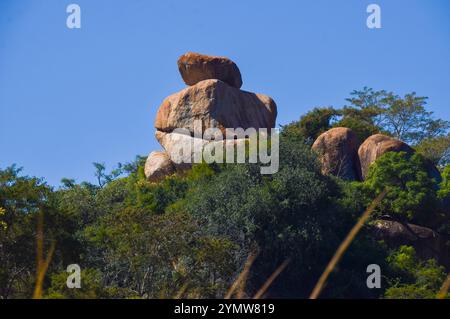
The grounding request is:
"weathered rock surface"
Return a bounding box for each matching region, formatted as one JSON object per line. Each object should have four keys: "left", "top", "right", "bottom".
{"left": 155, "top": 132, "right": 207, "bottom": 170}
{"left": 178, "top": 52, "right": 243, "bottom": 88}
{"left": 358, "top": 133, "right": 442, "bottom": 182}
{"left": 371, "top": 219, "right": 450, "bottom": 268}
{"left": 155, "top": 79, "right": 277, "bottom": 137}
{"left": 156, "top": 131, "right": 248, "bottom": 170}
{"left": 312, "top": 127, "right": 361, "bottom": 181}
{"left": 358, "top": 134, "right": 414, "bottom": 180}
{"left": 144, "top": 151, "right": 175, "bottom": 182}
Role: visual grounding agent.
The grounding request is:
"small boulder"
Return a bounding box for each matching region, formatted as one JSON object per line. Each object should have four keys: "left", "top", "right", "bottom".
{"left": 144, "top": 151, "right": 175, "bottom": 182}
{"left": 312, "top": 127, "right": 361, "bottom": 181}
{"left": 358, "top": 134, "right": 414, "bottom": 180}
{"left": 178, "top": 52, "right": 243, "bottom": 89}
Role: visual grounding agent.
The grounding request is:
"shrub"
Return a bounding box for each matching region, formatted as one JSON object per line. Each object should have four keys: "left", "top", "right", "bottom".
{"left": 363, "top": 152, "right": 440, "bottom": 225}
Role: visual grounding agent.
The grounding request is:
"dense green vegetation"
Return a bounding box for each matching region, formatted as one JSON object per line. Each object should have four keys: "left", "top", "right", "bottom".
{"left": 0, "top": 88, "right": 449, "bottom": 299}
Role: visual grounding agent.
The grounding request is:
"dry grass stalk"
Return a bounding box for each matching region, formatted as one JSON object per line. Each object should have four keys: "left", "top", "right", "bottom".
{"left": 32, "top": 212, "right": 56, "bottom": 299}
{"left": 309, "top": 189, "right": 387, "bottom": 299}
{"left": 437, "top": 273, "right": 450, "bottom": 299}
{"left": 253, "top": 259, "right": 291, "bottom": 299}
{"left": 174, "top": 282, "right": 190, "bottom": 299}
{"left": 225, "top": 250, "right": 259, "bottom": 299}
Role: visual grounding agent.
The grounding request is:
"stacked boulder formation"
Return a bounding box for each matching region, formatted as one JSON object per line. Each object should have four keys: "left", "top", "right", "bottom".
{"left": 145, "top": 52, "right": 277, "bottom": 181}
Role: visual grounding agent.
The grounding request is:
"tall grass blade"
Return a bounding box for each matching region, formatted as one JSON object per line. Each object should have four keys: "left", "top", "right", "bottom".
{"left": 253, "top": 259, "right": 290, "bottom": 299}
{"left": 225, "top": 250, "right": 258, "bottom": 299}
{"left": 32, "top": 212, "right": 56, "bottom": 299}
{"left": 437, "top": 273, "right": 450, "bottom": 299}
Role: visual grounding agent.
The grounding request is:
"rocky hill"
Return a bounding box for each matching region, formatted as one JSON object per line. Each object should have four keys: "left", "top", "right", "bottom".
{"left": 312, "top": 127, "right": 449, "bottom": 267}
{"left": 143, "top": 52, "right": 449, "bottom": 269}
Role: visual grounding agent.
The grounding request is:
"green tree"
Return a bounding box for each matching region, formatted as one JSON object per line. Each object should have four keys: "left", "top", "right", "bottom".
{"left": 345, "top": 88, "right": 449, "bottom": 145}
{"left": 344, "top": 87, "right": 390, "bottom": 128}
{"left": 370, "top": 92, "right": 449, "bottom": 145}
{"left": 362, "top": 152, "right": 440, "bottom": 225}
{"left": 337, "top": 87, "right": 389, "bottom": 141}
{"left": 333, "top": 115, "right": 379, "bottom": 142}
{"left": 416, "top": 134, "right": 450, "bottom": 168}
{"left": 0, "top": 166, "right": 85, "bottom": 298}
{"left": 282, "top": 107, "right": 338, "bottom": 143}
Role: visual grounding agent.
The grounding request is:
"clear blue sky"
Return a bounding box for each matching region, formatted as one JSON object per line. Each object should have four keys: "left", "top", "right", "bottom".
{"left": 1, "top": 0, "right": 449, "bottom": 186}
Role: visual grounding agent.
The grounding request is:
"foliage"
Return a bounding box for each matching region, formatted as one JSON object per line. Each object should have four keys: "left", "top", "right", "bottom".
{"left": 416, "top": 134, "right": 450, "bottom": 168}
{"left": 345, "top": 88, "right": 449, "bottom": 145}
{"left": 438, "top": 165, "right": 450, "bottom": 200}
{"left": 333, "top": 115, "right": 379, "bottom": 143}
{"left": 385, "top": 246, "right": 449, "bottom": 299}
{"left": 44, "top": 269, "right": 121, "bottom": 299}
{"left": 84, "top": 207, "right": 237, "bottom": 298}
{"left": 381, "top": 93, "right": 445, "bottom": 144}
{"left": 362, "top": 152, "right": 440, "bottom": 225}
{"left": 0, "top": 207, "right": 6, "bottom": 230}
{"left": 0, "top": 165, "right": 85, "bottom": 298}
{"left": 282, "top": 107, "right": 338, "bottom": 143}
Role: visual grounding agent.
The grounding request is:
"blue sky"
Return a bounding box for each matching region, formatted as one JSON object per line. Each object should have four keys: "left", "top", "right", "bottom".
{"left": 1, "top": 0, "right": 449, "bottom": 186}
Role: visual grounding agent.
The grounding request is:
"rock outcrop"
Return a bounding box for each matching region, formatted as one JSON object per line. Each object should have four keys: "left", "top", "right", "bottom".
{"left": 178, "top": 52, "right": 243, "bottom": 89}
{"left": 310, "top": 129, "right": 448, "bottom": 266}
{"left": 144, "top": 52, "right": 277, "bottom": 180}
{"left": 311, "top": 130, "right": 443, "bottom": 184}
{"left": 371, "top": 219, "right": 450, "bottom": 268}
{"left": 312, "top": 127, "right": 361, "bottom": 181}
{"left": 358, "top": 134, "right": 414, "bottom": 180}
{"left": 144, "top": 151, "right": 175, "bottom": 182}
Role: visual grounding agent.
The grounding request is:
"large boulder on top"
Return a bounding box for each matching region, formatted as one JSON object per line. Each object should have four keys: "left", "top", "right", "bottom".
{"left": 144, "top": 151, "right": 175, "bottom": 182}
{"left": 312, "top": 127, "right": 361, "bottom": 181}
{"left": 358, "top": 134, "right": 414, "bottom": 180}
{"left": 154, "top": 79, "right": 277, "bottom": 137}
{"left": 178, "top": 52, "right": 243, "bottom": 89}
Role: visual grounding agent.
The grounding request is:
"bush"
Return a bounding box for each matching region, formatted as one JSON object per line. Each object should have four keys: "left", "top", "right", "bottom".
{"left": 384, "top": 246, "right": 449, "bottom": 299}
{"left": 362, "top": 152, "right": 440, "bottom": 225}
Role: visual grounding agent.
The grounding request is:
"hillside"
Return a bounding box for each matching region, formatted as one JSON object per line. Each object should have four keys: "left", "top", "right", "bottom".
{"left": 1, "top": 53, "right": 449, "bottom": 299}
